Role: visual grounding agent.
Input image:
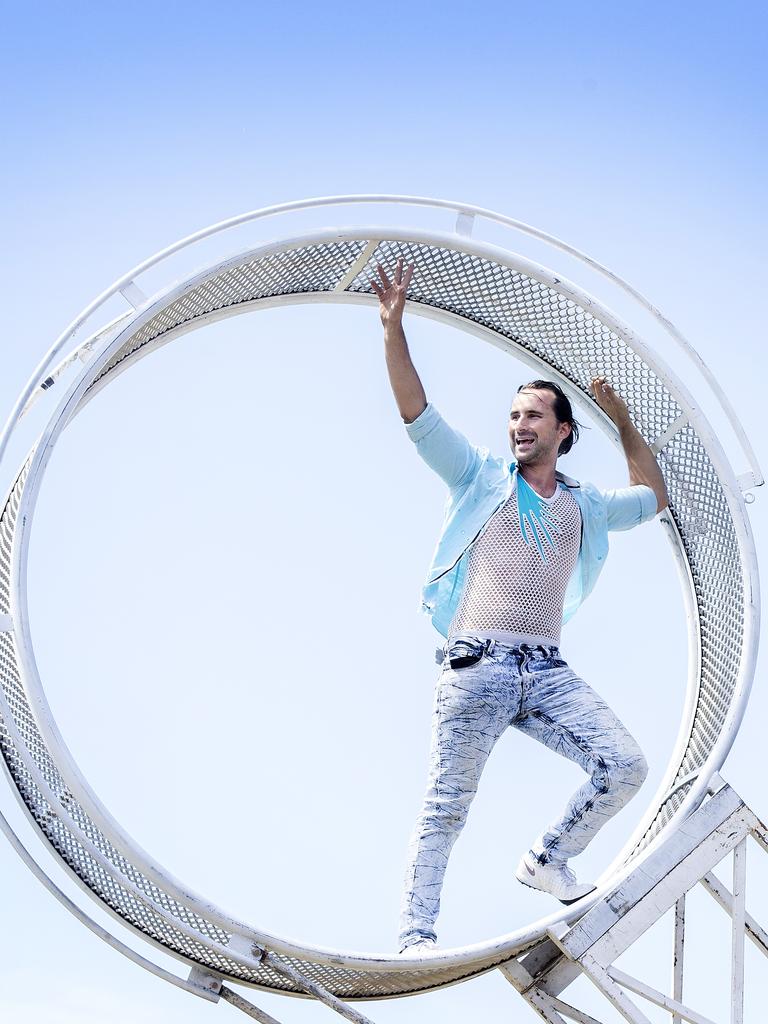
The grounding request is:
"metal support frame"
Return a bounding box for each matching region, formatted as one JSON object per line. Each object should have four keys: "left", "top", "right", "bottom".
{"left": 503, "top": 780, "right": 768, "bottom": 1024}
{"left": 217, "top": 962, "right": 377, "bottom": 1024}
{"left": 673, "top": 895, "right": 685, "bottom": 1024}
{"left": 255, "top": 952, "right": 376, "bottom": 1024}
{"left": 186, "top": 954, "right": 379, "bottom": 1023}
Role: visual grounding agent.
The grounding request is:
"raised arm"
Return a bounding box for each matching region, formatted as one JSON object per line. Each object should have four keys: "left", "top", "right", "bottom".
{"left": 371, "top": 258, "right": 426, "bottom": 423}
{"left": 591, "top": 376, "right": 669, "bottom": 513}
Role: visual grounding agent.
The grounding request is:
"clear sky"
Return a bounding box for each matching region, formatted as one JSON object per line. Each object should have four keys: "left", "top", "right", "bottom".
{"left": 1, "top": 2, "right": 767, "bottom": 1022}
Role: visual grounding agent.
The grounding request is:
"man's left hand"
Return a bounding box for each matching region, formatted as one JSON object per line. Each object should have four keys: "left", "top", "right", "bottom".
{"left": 591, "top": 376, "right": 631, "bottom": 429}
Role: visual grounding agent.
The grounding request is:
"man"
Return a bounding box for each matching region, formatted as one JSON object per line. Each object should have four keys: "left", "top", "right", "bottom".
{"left": 371, "top": 258, "right": 669, "bottom": 955}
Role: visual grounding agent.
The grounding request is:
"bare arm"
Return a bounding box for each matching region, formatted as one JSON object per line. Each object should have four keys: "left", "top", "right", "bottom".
{"left": 371, "top": 258, "right": 426, "bottom": 423}
{"left": 591, "top": 376, "right": 669, "bottom": 513}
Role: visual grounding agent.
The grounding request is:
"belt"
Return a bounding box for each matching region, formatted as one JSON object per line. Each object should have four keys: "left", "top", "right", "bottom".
{"left": 436, "top": 635, "right": 560, "bottom": 665}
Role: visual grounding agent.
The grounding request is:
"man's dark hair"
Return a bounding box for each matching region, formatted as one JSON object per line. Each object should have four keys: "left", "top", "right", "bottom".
{"left": 516, "top": 380, "right": 580, "bottom": 456}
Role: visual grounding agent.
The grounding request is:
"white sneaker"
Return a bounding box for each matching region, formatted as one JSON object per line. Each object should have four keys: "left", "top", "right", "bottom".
{"left": 398, "top": 938, "right": 438, "bottom": 957}
{"left": 515, "top": 853, "right": 595, "bottom": 905}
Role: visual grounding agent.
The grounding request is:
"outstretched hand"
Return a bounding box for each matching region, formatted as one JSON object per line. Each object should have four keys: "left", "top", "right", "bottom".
{"left": 591, "top": 376, "right": 631, "bottom": 428}
{"left": 370, "top": 257, "right": 414, "bottom": 326}
{"left": 591, "top": 375, "right": 668, "bottom": 511}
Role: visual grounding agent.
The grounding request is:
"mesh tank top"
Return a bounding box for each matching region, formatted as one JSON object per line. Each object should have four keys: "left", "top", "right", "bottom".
{"left": 449, "top": 473, "right": 582, "bottom": 646}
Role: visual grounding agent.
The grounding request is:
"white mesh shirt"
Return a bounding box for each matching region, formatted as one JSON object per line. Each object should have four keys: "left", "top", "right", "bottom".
{"left": 449, "top": 474, "right": 582, "bottom": 646}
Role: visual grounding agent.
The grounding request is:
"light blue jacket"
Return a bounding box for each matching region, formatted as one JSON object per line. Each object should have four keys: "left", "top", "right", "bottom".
{"left": 406, "top": 403, "right": 658, "bottom": 638}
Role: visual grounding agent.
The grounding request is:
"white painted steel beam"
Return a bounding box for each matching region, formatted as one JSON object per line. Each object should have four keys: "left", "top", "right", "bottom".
{"left": 333, "top": 239, "right": 379, "bottom": 292}
{"left": 650, "top": 413, "right": 689, "bottom": 455}
{"left": 607, "top": 966, "right": 718, "bottom": 1024}
{"left": 700, "top": 870, "right": 768, "bottom": 955}
{"left": 673, "top": 895, "right": 685, "bottom": 1024}
{"left": 220, "top": 986, "right": 288, "bottom": 1023}
{"left": 731, "top": 840, "right": 747, "bottom": 1024}
{"left": 454, "top": 211, "right": 475, "bottom": 236}
{"left": 589, "top": 808, "right": 753, "bottom": 966}
{"left": 577, "top": 955, "right": 653, "bottom": 1024}
{"left": 547, "top": 996, "right": 605, "bottom": 1024}
{"left": 260, "top": 953, "right": 376, "bottom": 1024}
{"left": 554, "top": 786, "right": 745, "bottom": 962}
{"left": 118, "top": 281, "right": 148, "bottom": 309}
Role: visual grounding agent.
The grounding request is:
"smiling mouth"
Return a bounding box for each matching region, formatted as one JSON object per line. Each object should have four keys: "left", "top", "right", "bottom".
{"left": 516, "top": 436, "right": 536, "bottom": 449}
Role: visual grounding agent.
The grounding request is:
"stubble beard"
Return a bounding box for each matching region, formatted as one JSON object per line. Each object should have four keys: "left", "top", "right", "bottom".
{"left": 511, "top": 434, "right": 559, "bottom": 467}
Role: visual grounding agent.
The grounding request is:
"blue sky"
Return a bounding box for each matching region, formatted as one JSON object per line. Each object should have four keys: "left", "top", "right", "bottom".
{"left": 1, "top": 2, "right": 767, "bottom": 1021}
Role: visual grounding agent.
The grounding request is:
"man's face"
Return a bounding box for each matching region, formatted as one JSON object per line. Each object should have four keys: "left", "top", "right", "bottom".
{"left": 508, "top": 388, "right": 571, "bottom": 467}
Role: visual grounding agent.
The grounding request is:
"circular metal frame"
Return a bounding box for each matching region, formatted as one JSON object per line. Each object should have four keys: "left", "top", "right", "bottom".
{"left": 0, "top": 197, "right": 760, "bottom": 1002}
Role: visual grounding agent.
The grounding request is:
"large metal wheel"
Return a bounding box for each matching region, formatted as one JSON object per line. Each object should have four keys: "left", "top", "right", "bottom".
{"left": 0, "top": 197, "right": 760, "bottom": 1004}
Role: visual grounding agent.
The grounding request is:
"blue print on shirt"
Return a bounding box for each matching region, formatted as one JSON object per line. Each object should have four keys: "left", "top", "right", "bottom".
{"left": 517, "top": 474, "right": 561, "bottom": 563}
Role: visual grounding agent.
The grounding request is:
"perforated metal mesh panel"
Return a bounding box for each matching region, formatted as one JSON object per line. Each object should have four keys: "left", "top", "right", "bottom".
{"left": 0, "top": 235, "right": 749, "bottom": 998}
{"left": 631, "top": 425, "right": 745, "bottom": 847}
{"left": 88, "top": 240, "right": 368, "bottom": 394}
{"left": 349, "top": 240, "right": 684, "bottom": 446}
{"left": 0, "top": 463, "right": 26, "bottom": 615}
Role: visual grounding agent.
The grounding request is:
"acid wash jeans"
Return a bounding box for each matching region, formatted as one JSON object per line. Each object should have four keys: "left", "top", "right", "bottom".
{"left": 398, "top": 640, "right": 648, "bottom": 950}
